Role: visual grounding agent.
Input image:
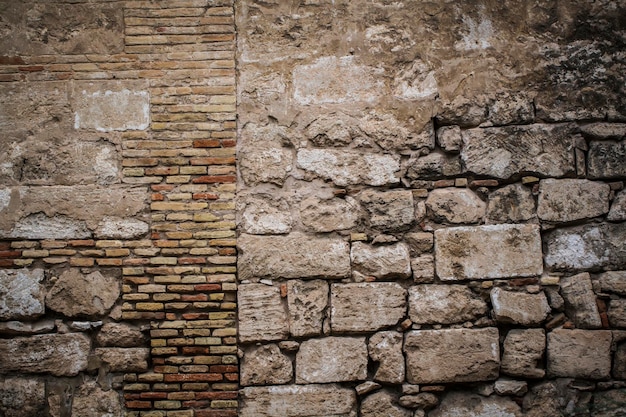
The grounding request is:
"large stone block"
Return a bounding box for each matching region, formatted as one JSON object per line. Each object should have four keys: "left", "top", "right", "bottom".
{"left": 239, "top": 124, "right": 293, "bottom": 186}
{"left": 0, "top": 333, "right": 90, "bottom": 376}
{"left": 434, "top": 224, "right": 543, "bottom": 281}
{"left": 350, "top": 242, "right": 411, "bottom": 280}
{"left": 96, "top": 323, "right": 146, "bottom": 348}
{"left": 430, "top": 392, "right": 522, "bottom": 417}
{"left": 490, "top": 288, "right": 550, "bottom": 326}
{"left": 537, "top": 179, "right": 610, "bottom": 222}
{"left": 240, "top": 384, "right": 357, "bottom": 417}
{"left": 296, "top": 337, "right": 367, "bottom": 383}
{"left": 238, "top": 284, "right": 288, "bottom": 343}
{"left": 300, "top": 196, "right": 359, "bottom": 233}
{"left": 0, "top": 377, "right": 46, "bottom": 417}
{"left": 501, "top": 329, "right": 546, "bottom": 379}
{"left": 241, "top": 344, "right": 292, "bottom": 386}
{"left": 239, "top": 194, "right": 293, "bottom": 235}
{"left": 408, "top": 284, "right": 487, "bottom": 325}
{"left": 461, "top": 124, "right": 577, "bottom": 179}
{"left": 404, "top": 328, "right": 500, "bottom": 384}
{"left": 358, "top": 189, "right": 415, "bottom": 231}
{"left": 287, "top": 280, "right": 328, "bottom": 338}
{"left": 547, "top": 329, "right": 612, "bottom": 379}
{"left": 559, "top": 272, "right": 602, "bottom": 329}
{"left": 0, "top": 268, "right": 45, "bottom": 320}
{"left": 426, "top": 188, "right": 486, "bottom": 224}
{"left": 331, "top": 283, "right": 406, "bottom": 333}
{"left": 588, "top": 140, "right": 626, "bottom": 179}
{"left": 238, "top": 233, "right": 351, "bottom": 280}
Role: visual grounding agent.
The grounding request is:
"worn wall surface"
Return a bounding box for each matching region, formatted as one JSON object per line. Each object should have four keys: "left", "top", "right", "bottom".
{"left": 236, "top": 1, "right": 626, "bottom": 416}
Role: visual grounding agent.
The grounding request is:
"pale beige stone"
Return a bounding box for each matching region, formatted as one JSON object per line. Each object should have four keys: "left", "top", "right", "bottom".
{"left": 359, "top": 189, "right": 414, "bottom": 231}
{"left": 361, "top": 391, "right": 411, "bottom": 417}
{"left": 560, "top": 272, "right": 602, "bottom": 329}
{"left": 239, "top": 123, "right": 293, "bottom": 186}
{"left": 239, "top": 194, "right": 292, "bottom": 235}
{"left": 241, "top": 344, "right": 292, "bottom": 386}
{"left": 426, "top": 188, "right": 486, "bottom": 224}
{"left": 547, "top": 329, "right": 612, "bottom": 379}
{"left": 296, "top": 337, "right": 367, "bottom": 383}
{"left": 430, "top": 392, "right": 522, "bottom": 417}
{"left": 238, "top": 284, "right": 288, "bottom": 343}
{"left": 71, "top": 381, "right": 122, "bottom": 417}
{"left": 368, "top": 331, "right": 405, "bottom": 384}
{"left": 436, "top": 125, "right": 462, "bottom": 152}
{"left": 305, "top": 113, "right": 358, "bottom": 146}
{"left": 300, "top": 196, "right": 360, "bottom": 232}
{"left": 96, "top": 323, "right": 146, "bottom": 347}
{"left": 287, "top": 280, "right": 328, "bottom": 338}
{"left": 351, "top": 242, "right": 411, "bottom": 279}
{"left": 411, "top": 255, "right": 435, "bottom": 283}
{"left": 359, "top": 112, "right": 434, "bottom": 151}
{"left": 94, "top": 348, "right": 149, "bottom": 372}
{"left": 409, "top": 285, "right": 487, "bottom": 324}
{"left": 490, "top": 288, "right": 550, "bottom": 326}
{"left": 405, "top": 232, "right": 434, "bottom": 255}
{"left": 501, "top": 329, "right": 546, "bottom": 379}
{"left": 95, "top": 217, "right": 149, "bottom": 239}
{"left": 538, "top": 179, "right": 610, "bottom": 222}
{"left": 0, "top": 268, "right": 45, "bottom": 320}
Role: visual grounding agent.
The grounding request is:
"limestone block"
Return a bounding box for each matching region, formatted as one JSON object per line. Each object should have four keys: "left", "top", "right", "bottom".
{"left": 361, "top": 391, "right": 411, "bottom": 417}
{"left": 296, "top": 337, "right": 367, "bottom": 383}
{"left": 239, "top": 123, "right": 293, "bottom": 186}
{"left": 46, "top": 269, "right": 120, "bottom": 319}
{"left": 241, "top": 344, "right": 292, "bottom": 386}
{"left": 0, "top": 268, "right": 45, "bottom": 320}
{"left": 404, "top": 328, "right": 500, "bottom": 384}
{"left": 95, "top": 217, "right": 149, "bottom": 239}
{"left": 490, "top": 288, "right": 550, "bottom": 326}
{"left": 429, "top": 392, "right": 522, "bottom": 417}
{"left": 240, "top": 384, "right": 357, "bottom": 417}
{"left": 351, "top": 242, "right": 411, "bottom": 279}
{"left": 461, "top": 123, "right": 577, "bottom": 179}
{"left": 398, "top": 393, "right": 439, "bottom": 410}
{"left": 494, "top": 379, "right": 528, "bottom": 396}
{"left": 368, "top": 331, "right": 405, "bottom": 384}
{"left": 608, "top": 190, "right": 626, "bottom": 222}
{"left": 426, "top": 188, "right": 486, "bottom": 224}
{"left": 305, "top": 113, "right": 358, "bottom": 147}
{"left": 238, "top": 284, "right": 288, "bottom": 343}
{"left": 598, "top": 271, "right": 626, "bottom": 295}
{"left": 592, "top": 389, "right": 626, "bottom": 417}
{"left": 409, "top": 285, "right": 487, "bottom": 324}
{"left": 608, "top": 300, "right": 626, "bottom": 328}
{"left": 434, "top": 224, "right": 543, "bottom": 281}
{"left": 588, "top": 140, "right": 626, "bottom": 179}
{"left": 411, "top": 255, "right": 435, "bottom": 283}
{"left": 545, "top": 223, "right": 626, "bottom": 271}
{"left": 0, "top": 333, "right": 90, "bottom": 376}
{"left": 94, "top": 348, "right": 149, "bottom": 372}
{"left": 547, "top": 329, "right": 612, "bottom": 379}
{"left": 239, "top": 194, "right": 292, "bottom": 235}
{"left": 359, "top": 112, "right": 434, "bottom": 151}
{"left": 359, "top": 189, "right": 414, "bottom": 231}
{"left": 72, "top": 381, "right": 122, "bottom": 417}
{"left": 96, "top": 323, "right": 146, "bottom": 347}
{"left": 501, "top": 329, "right": 546, "bottom": 379}
{"left": 486, "top": 183, "right": 536, "bottom": 224}
{"left": 297, "top": 148, "right": 400, "bottom": 186}
{"left": 300, "top": 196, "right": 360, "bottom": 232}
{"left": 436, "top": 125, "right": 462, "bottom": 152}
{"left": 537, "top": 179, "right": 610, "bottom": 222}
{"left": 331, "top": 283, "right": 406, "bottom": 333}
{"left": 287, "top": 280, "right": 328, "bottom": 338}
{"left": 0, "top": 377, "right": 46, "bottom": 417}
{"left": 406, "top": 152, "right": 462, "bottom": 181}
{"left": 238, "top": 233, "right": 351, "bottom": 280}
{"left": 559, "top": 272, "right": 602, "bottom": 329}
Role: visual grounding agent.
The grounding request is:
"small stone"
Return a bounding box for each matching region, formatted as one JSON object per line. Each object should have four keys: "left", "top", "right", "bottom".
{"left": 406, "top": 152, "right": 462, "bottom": 181}
{"left": 486, "top": 183, "right": 536, "bottom": 224}
{"left": 537, "top": 179, "right": 610, "bottom": 222}
{"left": 411, "top": 255, "right": 435, "bottom": 283}
{"left": 608, "top": 300, "right": 626, "bottom": 328}
{"left": 598, "top": 271, "right": 626, "bottom": 295}
{"left": 359, "top": 189, "right": 415, "bottom": 231}
{"left": 405, "top": 232, "right": 433, "bottom": 255}
{"left": 501, "top": 329, "right": 546, "bottom": 378}
{"left": 541, "top": 275, "right": 561, "bottom": 286}
{"left": 399, "top": 393, "right": 439, "bottom": 410}
{"left": 545, "top": 288, "right": 565, "bottom": 311}
{"left": 94, "top": 348, "right": 149, "bottom": 372}
{"left": 426, "top": 188, "right": 485, "bottom": 224}
{"left": 277, "top": 341, "right": 299, "bottom": 352}
{"left": 356, "top": 381, "right": 382, "bottom": 396}
{"left": 0, "top": 268, "right": 45, "bottom": 320}
{"left": 409, "top": 285, "right": 487, "bottom": 325}
{"left": 490, "top": 288, "right": 550, "bottom": 326}
{"left": 560, "top": 272, "right": 602, "bottom": 329}
{"left": 238, "top": 284, "right": 288, "bottom": 343}
{"left": 436, "top": 125, "right": 462, "bottom": 152}
{"left": 608, "top": 190, "right": 626, "bottom": 221}
{"left": 351, "top": 233, "right": 368, "bottom": 241}
{"left": 522, "top": 176, "right": 540, "bottom": 184}
{"left": 402, "top": 384, "right": 421, "bottom": 395}
{"left": 588, "top": 140, "right": 626, "bottom": 180}
{"left": 0, "top": 319, "right": 55, "bottom": 335}
{"left": 241, "top": 344, "right": 292, "bottom": 386}
{"left": 361, "top": 391, "right": 411, "bottom": 417}
{"left": 300, "top": 196, "right": 360, "bottom": 232}
{"left": 97, "top": 323, "right": 146, "bottom": 347}
{"left": 239, "top": 194, "right": 292, "bottom": 235}
{"left": 494, "top": 378, "right": 528, "bottom": 396}
{"left": 429, "top": 392, "right": 522, "bottom": 417}
{"left": 287, "top": 280, "right": 328, "bottom": 338}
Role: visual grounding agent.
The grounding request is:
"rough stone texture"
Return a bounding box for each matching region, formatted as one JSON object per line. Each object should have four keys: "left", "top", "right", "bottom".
{"left": 238, "top": 284, "right": 288, "bottom": 343}
{"left": 239, "top": 384, "right": 357, "bottom": 417}
{"left": 537, "top": 179, "right": 610, "bottom": 222}
{"left": 608, "top": 300, "right": 626, "bottom": 328}
{"left": 359, "top": 112, "right": 434, "bottom": 151}
{"left": 46, "top": 269, "right": 120, "bottom": 318}
{"left": 358, "top": 189, "right": 414, "bottom": 231}
{"left": 408, "top": 285, "right": 487, "bottom": 325}
{"left": 71, "top": 382, "right": 122, "bottom": 417}
{"left": 559, "top": 272, "right": 602, "bottom": 329}
{"left": 368, "top": 331, "right": 405, "bottom": 384}
{"left": 399, "top": 393, "right": 439, "bottom": 410}
{"left": 296, "top": 337, "right": 367, "bottom": 383}
{"left": 350, "top": 242, "right": 411, "bottom": 279}
{"left": 547, "top": 329, "right": 612, "bottom": 379}
{"left": 0, "top": 377, "right": 46, "bottom": 417}
{"left": 434, "top": 224, "right": 543, "bottom": 281}
{"left": 94, "top": 217, "right": 149, "bottom": 239}
{"left": 430, "top": 392, "right": 522, "bottom": 417}
{"left": 490, "top": 288, "right": 550, "bottom": 326}
{"left": 287, "top": 280, "right": 328, "bottom": 338}
{"left": 426, "top": 188, "right": 486, "bottom": 224}
{"left": 0, "top": 268, "right": 45, "bottom": 320}
{"left": 406, "top": 152, "right": 462, "bottom": 181}
{"left": 239, "top": 194, "right": 292, "bottom": 235}
{"left": 360, "top": 391, "right": 411, "bottom": 417}
{"left": 588, "top": 140, "right": 626, "bottom": 179}
{"left": 239, "top": 123, "right": 293, "bottom": 186}
{"left": 405, "top": 232, "right": 434, "bottom": 255}
{"left": 545, "top": 223, "right": 626, "bottom": 271}
{"left": 404, "top": 328, "right": 500, "bottom": 384}
{"left": 462, "top": 124, "right": 576, "bottom": 179}
{"left": 598, "top": 271, "right": 626, "bottom": 296}
{"left": 238, "top": 233, "right": 350, "bottom": 280}
{"left": 300, "top": 196, "right": 360, "bottom": 232}
{"left": 436, "top": 125, "right": 462, "bottom": 153}
{"left": 96, "top": 322, "right": 146, "bottom": 348}
{"left": 0, "top": 333, "right": 90, "bottom": 376}
{"left": 411, "top": 255, "right": 435, "bottom": 283}
{"left": 608, "top": 189, "right": 626, "bottom": 222}
{"left": 331, "top": 283, "right": 406, "bottom": 333}
{"left": 592, "top": 389, "right": 626, "bottom": 417}
{"left": 241, "top": 344, "right": 292, "bottom": 386}
{"left": 494, "top": 379, "right": 528, "bottom": 396}
{"left": 486, "top": 183, "right": 536, "bottom": 224}
{"left": 94, "top": 347, "right": 149, "bottom": 373}
{"left": 0, "top": 320, "right": 55, "bottom": 336}
{"left": 501, "top": 329, "right": 546, "bottom": 379}
{"left": 612, "top": 343, "right": 626, "bottom": 380}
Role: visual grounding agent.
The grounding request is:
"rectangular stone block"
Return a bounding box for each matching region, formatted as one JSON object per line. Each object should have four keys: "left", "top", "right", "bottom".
{"left": 547, "top": 329, "right": 612, "bottom": 379}
{"left": 238, "top": 284, "right": 288, "bottom": 343}
{"left": 434, "top": 224, "right": 543, "bottom": 281}
{"left": 588, "top": 140, "right": 626, "bottom": 179}
{"left": 288, "top": 280, "right": 328, "bottom": 338}
{"left": 296, "top": 337, "right": 368, "bottom": 384}
{"left": 404, "top": 328, "right": 500, "bottom": 384}
{"left": 537, "top": 179, "right": 610, "bottom": 222}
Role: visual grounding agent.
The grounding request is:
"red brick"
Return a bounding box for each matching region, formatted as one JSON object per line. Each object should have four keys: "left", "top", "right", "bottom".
{"left": 152, "top": 193, "right": 165, "bottom": 201}
{"left": 0, "top": 242, "right": 11, "bottom": 250}
{"left": 124, "top": 393, "right": 143, "bottom": 400}
{"left": 163, "top": 373, "right": 223, "bottom": 382}
{"left": 193, "top": 139, "right": 220, "bottom": 148}
{"left": 192, "top": 175, "right": 236, "bottom": 184}
{"left": 182, "top": 400, "right": 211, "bottom": 409}
{"left": 181, "top": 294, "right": 208, "bottom": 302}
{"left": 182, "top": 347, "right": 210, "bottom": 355}
{"left": 224, "top": 373, "right": 238, "bottom": 382}
{"left": 140, "top": 392, "right": 168, "bottom": 400}
{"left": 193, "top": 192, "right": 219, "bottom": 200}
{"left": 125, "top": 401, "right": 152, "bottom": 409}
{"left": 152, "top": 184, "right": 176, "bottom": 192}
{"left": 195, "top": 392, "right": 238, "bottom": 400}
{"left": 218, "top": 248, "right": 236, "bottom": 256}
{"left": 195, "top": 410, "right": 237, "bottom": 417}
{"left": 182, "top": 313, "right": 208, "bottom": 320}
{"left": 0, "top": 259, "right": 14, "bottom": 267}
{"left": 470, "top": 179, "right": 499, "bottom": 188}
{"left": 221, "top": 139, "right": 236, "bottom": 147}
{"left": 0, "top": 56, "right": 25, "bottom": 65}
{"left": 209, "top": 365, "right": 238, "bottom": 373}
{"left": 18, "top": 65, "right": 45, "bottom": 72}
{"left": 0, "top": 250, "right": 21, "bottom": 258}
{"left": 433, "top": 179, "right": 455, "bottom": 188}
{"left": 195, "top": 284, "right": 221, "bottom": 292}
{"left": 146, "top": 166, "right": 180, "bottom": 175}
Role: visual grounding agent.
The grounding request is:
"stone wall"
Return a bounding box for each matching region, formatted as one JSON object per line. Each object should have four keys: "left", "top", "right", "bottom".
{"left": 236, "top": 1, "right": 626, "bottom": 416}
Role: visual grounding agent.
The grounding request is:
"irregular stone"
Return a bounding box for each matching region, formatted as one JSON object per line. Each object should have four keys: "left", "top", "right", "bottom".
{"left": 359, "top": 189, "right": 414, "bottom": 231}
{"left": 239, "top": 123, "right": 293, "bottom": 186}
{"left": 580, "top": 123, "right": 626, "bottom": 140}
{"left": 486, "top": 183, "right": 536, "bottom": 224}
{"left": 361, "top": 391, "right": 411, "bottom": 417}
{"left": 436, "top": 125, "right": 462, "bottom": 153}
{"left": 0, "top": 333, "right": 90, "bottom": 376}
{"left": 241, "top": 344, "right": 293, "bottom": 386}
{"left": 296, "top": 337, "right": 367, "bottom": 383}
{"left": 45, "top": 269, "right": 120, "bottom": 318}
{"left": 461, "top": 123, "right": 577, "bottom": 180}
{"left": 592, "top": 389, "right": 626, "bottom": 417}
{"left": 608, "top": 189, "right": 626, "bottom": 221}
{"left": 368, "top": 331, "right": 405, "bottom": 384}
{"left": 238, "top": 233, "right": 351, "bottom": 280}
{"left": 426, "top": 188, "right": 485, "bottom": 224}
{"left": 408, "top": 285, "right": 487, "bottom": 325}
{"left": 404, "top": 328, "right": 500, "bottom": 384}
{"left": 545, "top": 223, "right": 626, "bottom": 271}
{"left": 0, "top": 377, "right": 46, "bottom": 417}
{"left": 96, "top": 322, "right": 146, "bottom": 347}
{"left": 486, "top": 94, "right": 535, "bottom": 126}
{"left": 588, "top": 140, "right": 626, "bottom": 179}
{"left": 94, "top": 348, "right": 149, "bottom": 372}
{"left": 300, "top": 196, "right": 359, "bottom": 232}
{"left": 331, "top": 283, "right": 406, "bottom": 333}
{"left": 398, "top": 393, "right": 438, "bottom": 410}
{"left": 359, "top": 112, "right": 434, "bottom": 151}
{"left": 356, "top": 381, "right": 382, "bottom": 396}
{"left": 613, "top": 343, "right": 626, "bottom": 379}
{"left": 434, "top": 224, "right": 543, "bottom": 281}
{"left": 0, "top": 268, "right": 45, "bottom": 320}
{"left": 351, "top": 242, "right": 411, "bottom": 279}
{"left": 537, "top": 179, "right": 610, "bottom": 222}
{"left": 239, "top": 194, "right": 292, "bottom": 235}
{"left": 297, "top": 148, "right": 400, "bottom": 186}
{"left": 239, "top": 384, "right": 356, "bottom": 417}
{"left": 522, "top": 379, "right": 588, "bottom": 417}
{"left": 406, "top": 152, "right": 462, "bottom": 181}
{"left": 305, "top": 113, "right": 358, "bottom": 147}
{"left": 94, "top": 217, "right": 149, "bottom": 239}
{"left": 501, "top": 329, "right": 546, "bottom": 379}
{"left": 238, "top": 284, "right": 288, "bottom": 343}
{"left": 598, "top": 271, "right": 626, "bottom": 295}
{"left": 405, "top": 232, "right": 434, "bottom": 255}
{"left": 5, "top": 213, "right": 91, "bottom": 240}
{"left": 494, "top": 378, "right": 528, "bottom": 396}
{"left": 559, "top": 272, "right": 602, "bottom": 329}
{"left": 411, "top": 255, "right": 435, "bottom": 283}
{"left": 0, "top": 319, "right": 55, "bottom": 336}
{"left": 608, "top": 300, "right": 626, "bottom": 328}
{"left": 72, "top": 381, "right": 122, "bottom": 417}
{"left": 287, "top": 280, "right": 328, "bottom": 338}
{"left": 402, "top": 384, "right": 421, "bottom": 395}
{"left": 430, "top": 391, "right": 522, "bottom": 417}
{"left": 490, "top": 288, "right": 550, "bottom": 326}
{"left": 547, "top": 329, "right": 612, "bottom": 379}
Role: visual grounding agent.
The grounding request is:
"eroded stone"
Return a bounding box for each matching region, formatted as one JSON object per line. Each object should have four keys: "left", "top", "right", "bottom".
{"left": 351, "top": 242, "right": 411, "bottom": 279}
{"left": 608, "top": 190, "right": 626, "bottom": 222}
{"left": 238, "top": 284, "right": 288, "bottom": 343}
{"left": 486, "top": 183, "right": 536, "bottom": 224}
{"left": 501, "top": 329, "right": 546, "bottom": 379}
{"left": 287, "top": 280, "right": 328, "bottom": 338}
{"left": 300, "top": 196, "right": 359, "bottom": 232}
{"left": 361, "top": 391, "right": 411, "bottom": 417}
{"left": 490, "top": 288, "right": 550, "bottom": 326}
{"left": 598, "top": 271, "right": 626, "bottom": 295}
{"left": 588, "top": 140, "right": 626, "bottom": 180}
{"left": 430, "top": 391, "right": 522, "bottom": 417}
{"left": 96, "top": 322, "right": 146, "bottom": 348}
{"left": 359, "top": 189, "right": 414, "bottom": 231}
{"left": 94, "top": 348, "right": 149, "bottom": 373}
{"left": 241, "top": 344, "right": 292, "bottom": 386}
{"left": 239, "top": 123, "right": 293, "bottom": 186}
{"left": 426, "top": 188, "right": 485, "bottom": 224}
{"left": 296, "top": 337, "right": 367, "bottom": 383}
{"left": 608, "top": 300, "right": 626, "bottom": 328}
{"left": 537, "top": 179, "right": 610, "bottom": 222}
{"left": 72, "top": 381, "right": 122, "bottom": 417}
{"left": 0, "top": 268, "right": 45, "bottom": 320}
{"left": 559, "top": 272, "right": 602, "bottom": 329}
{"left": 368, "top": 331, "right": 405, "bottom": 384}
{"left": 409, "top": 285, "right": 487, "bottom": 324}
{"left": 547, "top": 329, "right": 612, "bottom": 379}
{"left": 0, "top": 377, "right": 46, "bottom": 417}
{"left": 239, "top": 194, "right": 292, "bottom": 235}
{"left": 406, "top": 152, "right": 462, "bottom": 181}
